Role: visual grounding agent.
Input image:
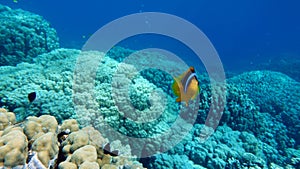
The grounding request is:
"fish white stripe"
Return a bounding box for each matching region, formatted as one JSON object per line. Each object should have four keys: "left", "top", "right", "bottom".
{"left": 184, "top": 73, "right": 197, "bottom": 93}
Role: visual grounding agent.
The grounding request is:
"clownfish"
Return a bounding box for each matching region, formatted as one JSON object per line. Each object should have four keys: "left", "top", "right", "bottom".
{"left": 171, "top": 66, "right": 200, "bottom": 106}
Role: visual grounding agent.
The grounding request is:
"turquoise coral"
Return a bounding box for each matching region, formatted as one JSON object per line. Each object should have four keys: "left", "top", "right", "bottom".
{"left": 0, "top": 4, "right": 59, "bottom": 66}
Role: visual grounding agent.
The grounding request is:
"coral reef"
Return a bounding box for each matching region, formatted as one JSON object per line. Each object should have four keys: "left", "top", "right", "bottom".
{"left": 59, "top": 125, "right": 143, "bottom": 168}
{"left": 1, "top": 2, "right": 300, "bottom": 168}
{"left": 228, "top": 71, "right": 300, "bottom": 145}
{"left": 144, "top": 124, "right": 300, "bottom": 169}
{"left": 145, "top": 154, "right": 194, "bottom": 169}
{"left": 0, "top": 109, "right": 145, "bottom": 168}
{"left": 0, "top": 8, "right": 298, "bottom": 166}
{"left": 0, "top": 46, "right": 184, "bottom": 155}
{"left": 124, "top": 60, "right": 298, "bottom": 168}
{"left": 0, "top": 48, "right": 79, "bottom": 123}
{"left": 0, "top": 4, "right": 59, "bottom": 66}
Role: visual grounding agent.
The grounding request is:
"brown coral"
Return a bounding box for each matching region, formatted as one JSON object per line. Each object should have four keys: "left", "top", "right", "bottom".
{"left": 59, "top": 119, "right": 79, "bottom": 133}
{"left": 62, "top": 126, "right": 108, "bottom": 155}
{"left": 0, "top": 108, "right": 16, "bottom": 131}
{"left": 0, "top": 127, "right": 28, "bottom": 168}
{"left": 58, "top": 161, "right": 77, "bottom": 169}
{"left": 0, "top": 109, "right": 145, "bottom": 168}
{"left": 31, "top": 132, "right": 59, "bottom": 167}
{"left": 70, "top": 145, "right": 98, "bottom": 166}
{"left": 23, "top": 115, "right": 58, "bottom": 140}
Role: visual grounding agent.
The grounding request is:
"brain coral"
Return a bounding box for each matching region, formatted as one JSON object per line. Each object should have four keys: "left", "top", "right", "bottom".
{"left": 0, "top": 4, "right": 59, "bottom": 66}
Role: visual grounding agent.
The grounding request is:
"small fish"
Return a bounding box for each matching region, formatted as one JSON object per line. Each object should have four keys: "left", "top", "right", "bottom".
{"left": 103, "top": 143, "right": 119, "bottom": 156}
{"left": 28, "top": 92, "right": 36, "bottom": 103}
{"left": 171, "top": 66, "right": 200, "bottom": 106}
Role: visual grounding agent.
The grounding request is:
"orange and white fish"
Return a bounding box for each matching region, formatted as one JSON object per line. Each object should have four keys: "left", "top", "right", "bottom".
{"left": 171, "top": 66, "right": 200, "bottom": 106}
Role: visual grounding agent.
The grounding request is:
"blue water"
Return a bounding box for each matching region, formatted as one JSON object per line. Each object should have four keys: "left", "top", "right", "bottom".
{"left": 2, "top": 0, "right": 300, "bottom": 71}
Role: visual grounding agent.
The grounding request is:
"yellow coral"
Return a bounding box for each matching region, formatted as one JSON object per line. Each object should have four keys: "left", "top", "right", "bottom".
{"left": 63, "top": 130, "right": 89, "bottom": 153}
{"left": 70, "top": 145, "right": 97, "bottom": 166}
{"left": 31, "top": 132, "right": 59, "bottom": 167}
{"left": 81, "top": 126, "right": 108, "bottom": 147}
{"left": 100, "top": 155, "right": 112, "bottom": 166}
{"left": 0, "top": 128, "right": 28, "bottom": 167}
{"left": 60, "top": 119, "right": 79, "bottom": 133}
{"left": 0, "top": 108, "right": 16, "bottom": 131}
{"left": 59, "top": 126, "right": 145, "bottom": 169}
{"left": 58, "top": 161, "right": 77, "bottom": 169}
{"left": 102, "top": 164, "right": 118, "bottom": 169}
{"left": 80, "top": 161, "right": 99, "bottom": 169}
{"left": 23, "top": 115, "right": 58, "bottom": 140}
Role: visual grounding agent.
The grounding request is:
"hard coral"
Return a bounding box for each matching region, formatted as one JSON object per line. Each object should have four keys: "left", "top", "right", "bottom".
{"left": 59, "top": 119, "right": 79, "bottom": 133}
{"left": 59, "top": 126, "right": 145, "bottom": 169}
{"left": 0, "top": 48, "right": 79, "bottom": 123}
{"left": 0, "top": 4, "right": 59, "bottom": 66}
{"left": 0, "top": 108, "right": 16, "bottom": 130}
{"left": 31, "top": 132, "right": 59, "bottom": 168}
{"left": 80, "top": 161, "right": 99, "bottom": 169}
{"left": 62, "top": 129, "right": 89, "bottom": 154}
{"left": 0, "top": 127, "right": 28, "bottom": 168}
{"left": 23, "top": 115, "right": 58, "bottom": 140}
{"left": 58, "top": 161, "right": 77, "bottom": 169}
{"left": 229, "top": 71, "right": 300, "bottom": 145}
{"left": 70, "top": 145, "right": 97, "bottom": 166}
